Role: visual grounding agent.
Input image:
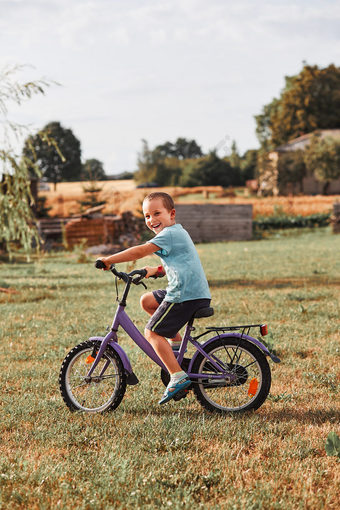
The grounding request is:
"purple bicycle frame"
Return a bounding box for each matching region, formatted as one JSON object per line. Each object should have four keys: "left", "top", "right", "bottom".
{"left": 85, "top": 300, "right": 275, "bottom": 383}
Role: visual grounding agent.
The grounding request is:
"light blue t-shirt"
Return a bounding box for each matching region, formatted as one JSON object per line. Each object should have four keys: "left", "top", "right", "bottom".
{"left": 148, "top": 223, "right": 211, "bottom": 303}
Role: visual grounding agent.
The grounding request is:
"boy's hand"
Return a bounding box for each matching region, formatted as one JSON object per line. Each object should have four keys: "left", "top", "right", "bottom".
{"left": 97, "top": 257, "right": 111, "bottom": 270}
{"left": 143, "top": 266, "right": 159, "bottom": 278}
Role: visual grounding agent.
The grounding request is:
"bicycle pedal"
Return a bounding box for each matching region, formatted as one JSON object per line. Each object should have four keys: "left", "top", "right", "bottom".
{"left": 173, "top": 389, "right": 189, "bottom": 401}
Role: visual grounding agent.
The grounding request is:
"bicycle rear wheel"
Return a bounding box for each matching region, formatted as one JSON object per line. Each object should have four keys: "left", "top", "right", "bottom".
{"left": 59, "top": 341, "right": 126, "bottom": 413}
{"left": 192, "top": 337, "right": 271, "bottom": 413}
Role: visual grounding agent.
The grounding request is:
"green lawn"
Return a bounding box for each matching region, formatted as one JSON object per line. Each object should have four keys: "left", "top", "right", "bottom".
{"left": 0, "top": 228, "right": 339, "bottom": 509}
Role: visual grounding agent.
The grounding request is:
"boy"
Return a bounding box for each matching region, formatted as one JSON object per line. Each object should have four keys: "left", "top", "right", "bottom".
{"left": 98, "top": 192, "right": 211, "bottom": 404}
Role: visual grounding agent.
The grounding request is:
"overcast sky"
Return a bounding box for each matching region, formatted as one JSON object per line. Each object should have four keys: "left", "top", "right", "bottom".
{"left": 1, "top": 0, "right": 340, "bottom": 175}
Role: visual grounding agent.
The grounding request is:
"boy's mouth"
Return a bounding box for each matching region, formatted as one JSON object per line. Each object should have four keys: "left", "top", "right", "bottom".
{"left": 151, "top": 223, "right": 161, "bottom": 230}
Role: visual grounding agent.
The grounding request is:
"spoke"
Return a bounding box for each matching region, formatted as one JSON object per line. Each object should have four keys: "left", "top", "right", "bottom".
{"left": 230, "top": 346, "right": 242, "bottom": 365}
{"left": 71, "top": 381, "right": 89, "bottom": 390}
{"left": 97, "top": 374, "right": 119, "bottom": 380}
{"left": 196, "top": 341, "right": 267, "bottom": 411}
{"left": 223, "top": 345, "right": 234, "bottom": 363}
{"left": 243, "top": 359, "right": 257, "bottom": 370}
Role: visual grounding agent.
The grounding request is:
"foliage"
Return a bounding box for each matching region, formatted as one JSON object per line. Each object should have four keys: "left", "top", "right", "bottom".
{"left": 23, "top": 121, "right": 82, "bottom": 189}
{"left": 277, "top": 150, "right": 306, "bottom": 193}
{"left": 78, "top": 181, "right": 105, "bottom": 210}
{"left": 303, "top": 133, "right": 340, "bottom": 194}
{"left": 240, "top": 149, "right": 258, "bottom": 181}
{"left": 110, "top": 170, "right": 135, "bottom": 180}
{"left": 255, "top": 63, "right": 340, "bottom": 148}
{"left": 135, "top": 139, "right": 256, "bottom": 187}
{"left": 325, "top": 432, "right": 340, "bottom": 458}
{"left": 82, "top": 158, "right": 106, "bottom": 181}
{"left": 253, "top": 212, "right": 330, "bottom": 231}
{"left": 0, "top": 65, "right": 55, "bottom": 258}
{"left": 135, "top": 139, "right": 182, "bottom": 186}
{"left": 181, "top": 151, "right": 242, "bottom": 187}
{"left": 155, "top": 137, "right": 203, "bottom": 159}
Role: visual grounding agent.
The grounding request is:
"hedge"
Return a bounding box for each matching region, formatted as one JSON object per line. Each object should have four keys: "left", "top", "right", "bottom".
{"left": 253, "top": 212, "right": 331, "bottom": 231}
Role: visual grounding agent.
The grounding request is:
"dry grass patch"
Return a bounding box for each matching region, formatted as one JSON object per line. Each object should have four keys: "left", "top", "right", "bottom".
{"left": 40, "top": 180, "right": 340, "bottom": 218}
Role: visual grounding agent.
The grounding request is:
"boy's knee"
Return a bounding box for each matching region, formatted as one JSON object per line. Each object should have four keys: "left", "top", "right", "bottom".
{"left": 140, "top": 292, "right": 150, "bottom": 310}
{"left": 140, "top": 292, "right": 158, "bottom": 314}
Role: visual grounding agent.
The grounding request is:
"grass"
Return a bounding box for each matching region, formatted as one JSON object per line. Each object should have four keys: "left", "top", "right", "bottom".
{"left": 0, "top": 228, "right": 339, "bottom": 509}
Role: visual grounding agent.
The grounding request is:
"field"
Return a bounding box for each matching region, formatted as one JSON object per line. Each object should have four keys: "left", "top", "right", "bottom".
{"left": 1, "top": 228, "right": 339, "bottom": 509}
{"left": 39, "top": 180, "right": 339, "bottom": 218}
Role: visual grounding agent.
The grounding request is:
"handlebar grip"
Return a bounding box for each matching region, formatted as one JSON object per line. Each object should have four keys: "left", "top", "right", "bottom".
{"left": 95, "top": 259, "right": 106, "bottom": 269}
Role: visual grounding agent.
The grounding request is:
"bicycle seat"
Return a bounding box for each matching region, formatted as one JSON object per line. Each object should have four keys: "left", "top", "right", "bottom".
{"left": 193, "top": 307, "right": 214, "bottom": 319}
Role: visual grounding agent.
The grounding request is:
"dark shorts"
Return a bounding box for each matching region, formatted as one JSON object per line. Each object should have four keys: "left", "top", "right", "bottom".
{"left": 145, "top": 289, "right": 211, "bottom": 338}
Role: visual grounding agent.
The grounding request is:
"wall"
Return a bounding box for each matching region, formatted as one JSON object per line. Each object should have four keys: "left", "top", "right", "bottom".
{"left": 174, "top": 204, "right": 253, "bottom": 242}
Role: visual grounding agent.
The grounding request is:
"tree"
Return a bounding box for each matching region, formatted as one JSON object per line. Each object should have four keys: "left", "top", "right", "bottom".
{"left": 135, "top": 139, "right": 182, "bottom": 186}
{"left": 0, "top": 65, "right": 54, "bottom": 258}
{"left": 23, "top": 121, "right": 82, "bottom": 189}
{"left": 277, "top": 150, "right": 306, "bottom": 194}
{"left": 78, "top": 181, "right": 105, "bottom": 210}
{"left": 182, "top": 152, "right": 240, "bottom": 187}
{"left": 82, "top": 158, "right": 106, "bottom": 181}
{"left": 255, "top": 64, "right": 340, "bottom": 148}
{"left": 155, "top": 137, "right": 203, "bottom": 159}
{"left": 303, "top": 134, "right": 340, "bottom": 194}
{"left": 229, "top": 141, "right": 241, "bottom": 169}
{"left": 240, "top": 149, "right": 258, "bottom": 181}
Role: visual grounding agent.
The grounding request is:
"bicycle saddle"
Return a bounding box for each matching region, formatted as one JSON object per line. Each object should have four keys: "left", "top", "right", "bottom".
{"left": 193, "top": 307, "right": 214, "bottom": 319}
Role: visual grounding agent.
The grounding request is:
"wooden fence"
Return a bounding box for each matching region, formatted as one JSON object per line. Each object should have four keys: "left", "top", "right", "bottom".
{"left": 174, "top": 204, "right": 253, "bottom": 242}
{"left": 332, "top": 202, "right": 340, "bottom": 234}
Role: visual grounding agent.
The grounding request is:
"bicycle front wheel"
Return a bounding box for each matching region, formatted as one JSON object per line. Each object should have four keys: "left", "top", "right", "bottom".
{"left": 59, "top": 341, "right": 126, "bottom": 413}
{"left": 192, "top": 337, "right": 271, "bottom": 413}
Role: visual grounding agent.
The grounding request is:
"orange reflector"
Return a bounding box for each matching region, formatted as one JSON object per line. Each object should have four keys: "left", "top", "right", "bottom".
{"left": 85, "top": 355, "right": 95, "bottom": 364}
{"left": 260, "top": 324, "right": 268, "bottom": 336}
{"left": 248, "top": 378, "right": 259, "bottom": 397}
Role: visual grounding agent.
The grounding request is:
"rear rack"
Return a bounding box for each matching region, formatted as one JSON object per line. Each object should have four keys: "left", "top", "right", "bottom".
{"left": 194, "top": 324, "right": 267, "bottom": 341}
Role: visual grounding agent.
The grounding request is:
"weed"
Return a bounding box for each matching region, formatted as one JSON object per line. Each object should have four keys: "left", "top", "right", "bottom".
{"left": 325, "top": 432, "right": 340, "bottom": 458}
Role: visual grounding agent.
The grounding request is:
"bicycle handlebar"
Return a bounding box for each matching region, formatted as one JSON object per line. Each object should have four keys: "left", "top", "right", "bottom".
{"left": 94, "top": 260, "right": 163, "bottom": 284}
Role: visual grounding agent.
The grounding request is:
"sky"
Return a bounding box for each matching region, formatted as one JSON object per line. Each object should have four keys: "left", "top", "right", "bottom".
{"left": 1, "top": 0, "right": 340, "bottom": 175}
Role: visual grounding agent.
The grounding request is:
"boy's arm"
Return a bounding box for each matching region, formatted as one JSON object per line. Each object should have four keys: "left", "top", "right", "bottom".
{"left": 99, "top": 243, "right": 159, "bottom": 269}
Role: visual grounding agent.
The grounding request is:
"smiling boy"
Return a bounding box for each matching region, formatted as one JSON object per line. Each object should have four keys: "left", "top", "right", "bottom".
{"left": 99, "top": 192, "right": 211, "bottom": 404}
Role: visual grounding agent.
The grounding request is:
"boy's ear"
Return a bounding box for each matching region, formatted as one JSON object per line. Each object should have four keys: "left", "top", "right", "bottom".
{"left": 170, "top": 208, "right": 176, "bottom": 219}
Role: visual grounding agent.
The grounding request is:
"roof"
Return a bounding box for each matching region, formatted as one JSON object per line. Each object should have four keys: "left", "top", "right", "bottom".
{"left": 274, "top": 129, "right": 340, "bottom": 153}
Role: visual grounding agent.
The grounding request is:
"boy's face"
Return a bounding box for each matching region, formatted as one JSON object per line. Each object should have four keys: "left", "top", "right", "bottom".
{"left": 143, "top": 198, "right": 176, "bottom": 234}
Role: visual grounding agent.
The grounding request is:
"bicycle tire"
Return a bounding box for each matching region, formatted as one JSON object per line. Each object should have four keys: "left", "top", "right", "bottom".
{"left": 59, "top": 341, "right": 126, "bottom": 413}
{"left": 192, "top": 337, "right": 271, "bottom": 413}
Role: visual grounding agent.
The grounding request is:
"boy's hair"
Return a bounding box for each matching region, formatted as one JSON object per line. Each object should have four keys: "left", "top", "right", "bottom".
{"left": 143, "top": 192, "right": 175, "bottom": 211}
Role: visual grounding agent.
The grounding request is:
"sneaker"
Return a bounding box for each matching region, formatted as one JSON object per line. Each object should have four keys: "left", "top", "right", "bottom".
{"left": 159, "top": 375, "right": 191, "bottom": 405}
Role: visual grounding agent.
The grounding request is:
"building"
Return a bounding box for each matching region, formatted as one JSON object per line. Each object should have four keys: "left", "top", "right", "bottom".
{"left": 258, "top": 129, "right": 340, "bottom": 195}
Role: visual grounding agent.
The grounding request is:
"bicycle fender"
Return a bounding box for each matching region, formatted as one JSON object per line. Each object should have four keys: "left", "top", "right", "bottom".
{"left": 88, "top": 336, "right": 139, "bottom": 385}
{"left": 189, "top": 333, "right": 280, "bottom": 371}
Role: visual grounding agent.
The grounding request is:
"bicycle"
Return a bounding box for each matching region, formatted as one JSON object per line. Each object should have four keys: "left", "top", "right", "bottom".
{"left": 59, "top": 262, "right": 281, "bottom": 414}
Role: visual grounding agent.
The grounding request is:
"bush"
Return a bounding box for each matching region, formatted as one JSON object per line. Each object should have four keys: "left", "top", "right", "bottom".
{"left": 253, "top": 212, "right": 331, "bottom": 231}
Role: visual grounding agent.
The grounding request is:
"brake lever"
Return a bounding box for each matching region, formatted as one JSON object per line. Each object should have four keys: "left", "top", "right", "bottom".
{"left": 132, "top": 276, "right": 147, "bottom": 289}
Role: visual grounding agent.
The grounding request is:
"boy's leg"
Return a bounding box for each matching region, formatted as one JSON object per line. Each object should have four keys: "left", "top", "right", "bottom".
{"left": 144, "top": 329, "right": 183, "bottom": 375}
{"left": 140, "top": 292, "right": 181, "bottom": 344}
{"left": 140, "top": 292, "right": 158, "bottom": 316}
